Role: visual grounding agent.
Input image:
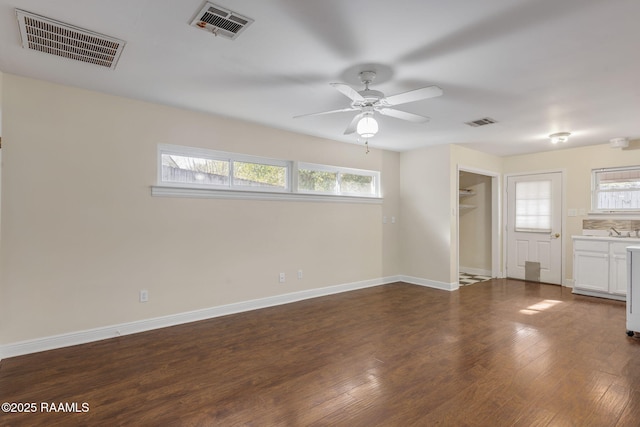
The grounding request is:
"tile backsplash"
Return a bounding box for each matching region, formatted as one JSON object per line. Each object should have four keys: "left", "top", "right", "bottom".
{"left": 583, "top": 219, "right": 640, "bottom": 233}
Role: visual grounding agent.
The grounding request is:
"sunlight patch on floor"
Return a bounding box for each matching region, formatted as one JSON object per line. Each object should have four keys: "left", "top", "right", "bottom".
{"left": 520, "top": 299, "right": 562, "bottom": 315}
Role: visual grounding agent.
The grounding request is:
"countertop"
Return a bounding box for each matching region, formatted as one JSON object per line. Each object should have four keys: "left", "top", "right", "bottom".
{"left": 573, "top": 234, "right": 640, "bottom": 243}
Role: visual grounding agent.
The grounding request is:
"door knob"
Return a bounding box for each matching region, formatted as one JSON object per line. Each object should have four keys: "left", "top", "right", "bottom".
{"left": 551, "top": 233, "right": 560, "bottom": 238}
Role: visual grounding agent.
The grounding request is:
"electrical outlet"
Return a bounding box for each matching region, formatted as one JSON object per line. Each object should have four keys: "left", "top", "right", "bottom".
{"left": 139, "top": 289, "right": 149, "bottom": 303}
{"left": 298, "top": 270, "right": 303, "bottom": 279}
{"left": 279, "top": 272, "right": 285, "bottom": 283}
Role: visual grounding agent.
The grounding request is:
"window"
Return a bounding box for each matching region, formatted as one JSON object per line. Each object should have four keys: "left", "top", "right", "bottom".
{"left": 161, "top": 153, "right": 230, "bottom": 186}
{"left": 298, "top": 168, "right": 337, "bottom": 194}
{"left": 592, "top": 166, "right": 640, "bottom": 212}
{"left": 515, "top": 180, "right": 551, "bottom": 232}
{"left": 232, "top": 161, "right": 288, "bottom": 191}
{"left": 155, "top": 145, "right": 381, "bottom": 202}
{"left": 159, "top": 145, "right": 290, "bottom": 192}
{"left": 297, "top": 163, "right": 380, "bottom": 197}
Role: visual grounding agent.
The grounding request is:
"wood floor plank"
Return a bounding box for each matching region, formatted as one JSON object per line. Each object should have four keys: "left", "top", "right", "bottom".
{"left": 2, "top": 279, "right": 640, "bottom": 426}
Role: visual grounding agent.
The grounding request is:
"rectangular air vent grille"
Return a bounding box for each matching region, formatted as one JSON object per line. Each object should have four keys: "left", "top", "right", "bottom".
{"left": 16, "top": 9, "right": 125, "bottom": 69}
{"left": 190, "top": 2, "right": 253, "bottom": 40}
{"left": 465, "top": 117, "right": 498, "bottom": 127}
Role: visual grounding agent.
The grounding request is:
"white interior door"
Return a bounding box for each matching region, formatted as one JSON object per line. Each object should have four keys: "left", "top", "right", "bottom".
{"left": 506, "top": 172, "right": 562, "bottom": 284}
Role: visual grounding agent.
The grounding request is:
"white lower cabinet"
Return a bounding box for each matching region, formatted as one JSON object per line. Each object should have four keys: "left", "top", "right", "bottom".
{"left": 572, "top": 237, "right": 640, "bottom": 301}
{"left": 610, "top": 243, "right": 630, "bottom": 295}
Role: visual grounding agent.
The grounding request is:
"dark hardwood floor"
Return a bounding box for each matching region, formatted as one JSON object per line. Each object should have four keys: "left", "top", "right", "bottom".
{"left": 2, "top": 279, "right": 640, "bottom": 426}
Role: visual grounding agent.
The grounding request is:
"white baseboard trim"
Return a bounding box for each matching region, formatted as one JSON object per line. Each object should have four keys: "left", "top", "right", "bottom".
{"left": 399, "top": 275, "right": 458, "bottom": 292}
{"left": 460, "top": 267, "right": 492, "bottom": 276}
{"left": 1, "top": 276, "right": 403, "bottom": 360}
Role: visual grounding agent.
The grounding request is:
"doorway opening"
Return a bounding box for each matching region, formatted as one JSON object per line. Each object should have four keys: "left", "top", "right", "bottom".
{"left": 457, "top": 167, "right": 500, "bottom": 286}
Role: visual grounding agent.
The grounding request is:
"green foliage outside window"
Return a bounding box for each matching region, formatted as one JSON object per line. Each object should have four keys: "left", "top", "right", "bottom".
{"left": 160, "top": 147, "right": 379, "bottom": 197}
{"left": 341, "top": 173, "right": 374, "bottom": 194}
{"left": 298, "top": 169, "right": 337, "bottom": 193}
{"left": 233, "top": 161, "right": 286, "bottom": 188}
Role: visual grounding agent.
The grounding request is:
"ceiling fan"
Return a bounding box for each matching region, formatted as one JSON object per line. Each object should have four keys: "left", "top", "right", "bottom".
{"left": 294, "top": 71, "right": 443, "bottom": 138}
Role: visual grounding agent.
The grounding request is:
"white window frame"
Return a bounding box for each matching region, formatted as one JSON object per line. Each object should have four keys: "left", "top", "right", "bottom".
{"left": 297, "top": 162, "right": 339, "bottom": 196}
{"left": 158, "top": 144, "right": 291, "bottom": 193}
{"left": 153, "top": 144, "right": 382, "bottom": 204}
{"left": 591, "top": 165, "right": 640, "bottom": 214}
{"left": 298, "top": 162, "right": 381, "bottom": 198}
{"left": 340, "top": 168, "right": 380, "bottom": 198}
{"left": 230, "top": 156, "right": 290, "bottom": 193}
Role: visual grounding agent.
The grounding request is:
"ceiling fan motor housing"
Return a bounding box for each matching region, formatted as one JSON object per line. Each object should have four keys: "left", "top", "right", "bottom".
{"left": 357, "top": 89, "right": 384, "bottom": 106}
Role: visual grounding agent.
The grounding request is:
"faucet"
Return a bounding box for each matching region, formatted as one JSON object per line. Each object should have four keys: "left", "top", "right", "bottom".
{"left": 610, "top": 227, "right": 622, "bottom": 236}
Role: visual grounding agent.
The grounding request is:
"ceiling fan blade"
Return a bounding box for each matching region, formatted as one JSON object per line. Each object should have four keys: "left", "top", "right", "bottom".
{"left": 378, "top": 108, "right": 430, "bottom": 123}
{"left": 384, "top": 85, "right": 443, "bottom": 106}
{"left": 344, "top": 112, "right": 365, "bottom": 135}
{"left": 293, "top": 107, "right": 358, "bottom": 119}
{"left": 330, "top": 83, "right": 365, "bottom": 102}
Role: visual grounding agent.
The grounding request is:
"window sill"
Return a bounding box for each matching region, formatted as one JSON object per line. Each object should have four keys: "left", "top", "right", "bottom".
{"left": 151, "top": 186, "right": 383, "bottom": 204}
{"left": 588, "top": 211, "right": 640, "bottom": 217}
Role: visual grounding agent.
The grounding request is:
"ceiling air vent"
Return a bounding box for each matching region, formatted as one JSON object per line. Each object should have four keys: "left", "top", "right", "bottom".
{"left": 15, "top": 9, "right": 125, "bottom": 69}
{"left": 190, "top": 2, "right": 253, "bottom": 40}
{"left": 465, "top": 117, "right": 498, "bottom": 127}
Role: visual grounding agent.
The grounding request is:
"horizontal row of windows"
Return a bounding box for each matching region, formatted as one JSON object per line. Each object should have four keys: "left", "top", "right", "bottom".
{"left": 157, "top": 144, "right": 381, "bottom": 198}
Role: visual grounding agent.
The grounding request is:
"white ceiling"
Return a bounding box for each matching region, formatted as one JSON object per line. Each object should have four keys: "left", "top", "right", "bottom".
{"left": 1, "top": 0, "right": 639, "bottom": 156}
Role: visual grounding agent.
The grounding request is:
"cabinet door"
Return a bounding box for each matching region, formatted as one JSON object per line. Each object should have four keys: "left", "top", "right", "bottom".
{"left": 574, "top": 251, "right": 609, "bottom": 292}
{"left": 610, "top": 243, "right": 630, "bottom": 295}
{"left": 610, "top": 253, "right": 628, "bottom": 295}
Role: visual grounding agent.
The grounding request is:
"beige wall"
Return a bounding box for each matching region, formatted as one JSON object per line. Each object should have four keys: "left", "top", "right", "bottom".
{"left": 0, "top": 71, "right": 2, "bottom": 316}
{"left": 381, "top": 151, "right": 401, "bottom": 277}
{"left": 399, "top": 144, "right": 453, "bottom": 283}
{"left": 503, "top": 141, "right": 640, "bottom": 282}
{"left": 0, "top": 74, "right": 400, "bottom": 344}
{"left": 398, "top": 144, "right": 503, "bottom": 285}
{"left": 451, "top": 145, "right": 503, "bottom": 278}
{"left": 452, "top": 145, "right": 504, "bottom": 173}
{"left": 0, "top": 70, "right": 3, "bottom": 137}
{"left": 5, "top": 71, "right": 639, "bottom": 349}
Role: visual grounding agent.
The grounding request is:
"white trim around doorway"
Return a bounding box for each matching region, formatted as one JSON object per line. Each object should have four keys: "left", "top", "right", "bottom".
{"left": 456, "top": 165, "right": 502, "bottom": 286}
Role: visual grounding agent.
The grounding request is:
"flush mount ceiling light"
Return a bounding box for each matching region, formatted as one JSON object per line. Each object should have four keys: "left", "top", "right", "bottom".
{"left": 610, "top": 137, "right": 629, "bottom": 148}
{"left": 357, "top": 114, "right": 378, "bottom": 138}
{"left": 549, "top": 132, "right": 571, "bottom": 144}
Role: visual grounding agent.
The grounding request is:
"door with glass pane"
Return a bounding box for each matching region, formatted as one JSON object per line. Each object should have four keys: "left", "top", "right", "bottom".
{"left": 506, "top": 172, "right": 562, "bottom": 284}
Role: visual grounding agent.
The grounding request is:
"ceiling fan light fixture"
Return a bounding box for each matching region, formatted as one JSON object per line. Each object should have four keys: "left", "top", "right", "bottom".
{"left": 549, "top": 132, "right": 571, "bottom": 144}
{"left": 357, "top": 115, "right": 378, "bottom": 138}
{"left": 294, "top": 71, "right": 442, "bottom": 138}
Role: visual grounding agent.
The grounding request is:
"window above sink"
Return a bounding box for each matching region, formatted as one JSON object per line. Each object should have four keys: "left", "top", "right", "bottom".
{"left": 592, "top": 166, "right": 640, "bottom": 214}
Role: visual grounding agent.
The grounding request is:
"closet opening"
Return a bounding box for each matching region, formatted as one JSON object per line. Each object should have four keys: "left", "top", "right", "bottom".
{"left": 457, "top": 167, "right": 500, "bottom": 286}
